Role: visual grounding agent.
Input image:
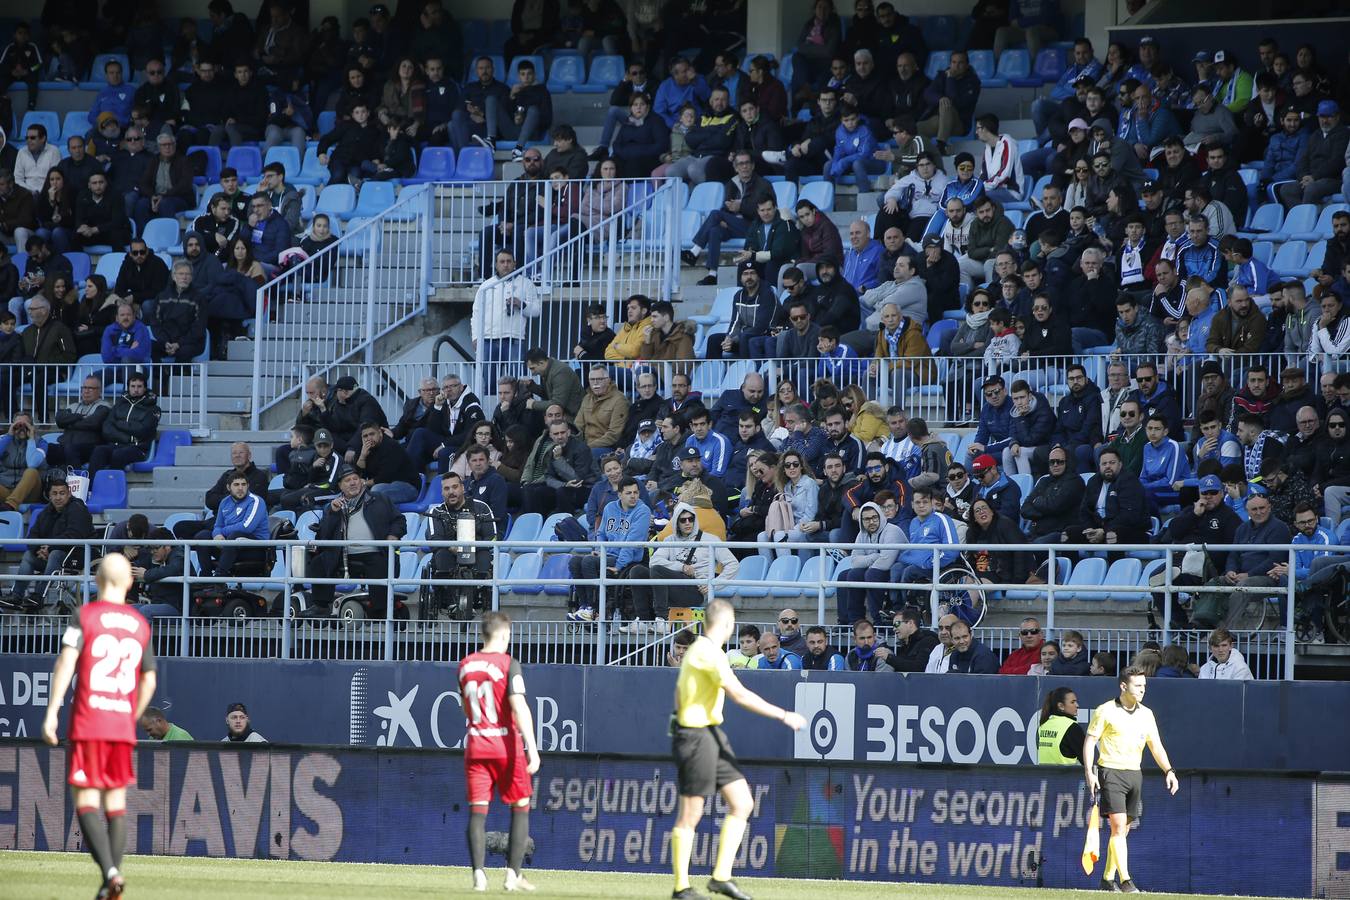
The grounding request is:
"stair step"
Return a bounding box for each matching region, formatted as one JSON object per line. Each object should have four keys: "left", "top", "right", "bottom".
{"left": 128, "top": 486, "right": 210, "bottom": 508}
{"left": 152, "top": 465, "right": 228, "bottom": 487}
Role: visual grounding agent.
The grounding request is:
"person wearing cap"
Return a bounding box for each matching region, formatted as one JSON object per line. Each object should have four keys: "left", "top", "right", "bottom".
{"left": 707, "top": 261, "right": 777, "bottom": 361}
{"left": 970, "top": 452, "right": 1021, "bottom": 523}
{"left": 280, "top": 427, "right": 342, "bottom": 510}
{"left": 304, "top": 463, "right": 407, "bottom": 617}
{"left": 936, "top": 152, "right": 983, "bottom": 222}
{"left": 1035, "top": 38, "right": 1103, "bottom": 139}
{"left": 1276, "top": 99, "right": 1347, "bottom": 209}
{"left": 325, "top": 375, "right": 387, "bottom": 457}
{"left": 917, "top": 49, "right": 980, "bottom": 150}
{"left": 223, "top": 702, "right": 267, "bottom": 743}
{"left": 1150, "top": 473, "right": 1241, "bottom": 628}
{"left": 1020, "top": 442, "right": 1085, "bottom": 542}
{"left": 1183, "top": 83, "right": 1238, "bottom": 149}
{"left": 4, "top": 469, "right": 93, "bottom": 609}
{"left": 1268, "top": 368, "right": 1321, "bottom": 434}
{"left": 1210, "top": 50, "right": 1254, "bottom": 115}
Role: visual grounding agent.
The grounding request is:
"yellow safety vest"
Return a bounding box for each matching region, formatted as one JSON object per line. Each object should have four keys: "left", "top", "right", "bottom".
{"left": 1037, "top": 715, "right": 1077, "bottom": 766}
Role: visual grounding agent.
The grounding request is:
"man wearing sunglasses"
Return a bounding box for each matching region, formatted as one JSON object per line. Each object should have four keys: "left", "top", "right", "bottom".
{"left": 131, "top": 59, "right": 182, "bottom": 139}
{"left": 112, "top": 239, "right": 169, "bottom": 306}
{"left": 998, "top": 617, "right": 1045, "bottom": 675}
{"left": 1103, "top": 399, "right": 1146, "bottom": 477}
{"left": 1128, "top": 361, "right": 1184, "bottom": 442}
{"left": 773, "top": 608, "right": 807, "bottom": 656}
{"left": 1064, "top": 446, "right": 1148, "bottom": 556}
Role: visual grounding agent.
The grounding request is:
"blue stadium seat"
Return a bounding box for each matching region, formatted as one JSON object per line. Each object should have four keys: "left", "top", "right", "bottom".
{"left": 1271, "top": 241, "right": 1308, "bottom": 279}
{"left": 453, "top": 147, "right": 494, "bottom": 181}
{"left": 263, "top": 145, "right": 301, "bottom": 181}
{"left": 295, "top": 509, "right": 322, "bottom": 538}
{"left": 0, "top": 510, "right": 23, "bottom": 552}
{"left": 547, "top": 55, "right": 585, "bottom": 91}
{"left": 1059, "top": 557, "right": 1108, "bottom": 601}
{"left": 314, "top": 184, "right": 356, "bottom": 218}
{"left": 772, "top": 180, "right": 798, "bottom": 210}
{"left": 83, "top": 53, "right": 130, "bottom": 88}
{"left": 506, "top": 55, "right": 546, "bottom": 86}
{"left": 401, "top": 146, "right": 455, "bottom": 185}
{"left": 768, "top": 555, "right": 805, "bottom": 597}
{"left": 1103, "top": 558, "right": 1145, "bottom": 602}
{"left": 337, "top": 218, "right": 379, "bottom": 256}
{"left": 687, "top": 360, "right": 726, "bottom": 396}
{"left": 295, "top": 146, "right": 331, "bottom": 187}
{"left": 924, "top": 51, "right": 951, "bottom": 80}
{"left": 86, "top": 470, "right": 128, "bottom": 514}
{"left": 496, "top": 551, "right": 535, "bottom": 596}
{"left": 581, "top": 55, "right": 625, "bottom": 92}
{"left": 1237, "top": 167, "right": 1260, "bottom": 216}
{"left": 225, "top": 145, "right": 263, "bottom": 181}
{"left": 63, "top": 252, "right": 90, "bottom": 284}
{"left": 796, "top": 553, "right": 837, "bottom": 598}
{"left": 350, "top": 181, "right": 397, "bottom": 219}
{"left": 95, "top": 252, "right": 125, "bottom": 282}
{"left": 187, "top": 145, "right": 222, "bottom": 185}
{"left": 316, "top": 110, "right": 337, "bottom": 136}
{"left": 140, "top": 218, "right": 179, "bottom": 252}
{"left": 1251, "top": 240, "right": 1274, "bottom": 266}
{"left": 1030, "top": 48, "right": 1064, "bottom": 85}
{"left": 996, "top": 49, "right": 1031, "bottom": 85}
{"left": 926, "top": 319, "right": 956, "bottom": 353}
{"left": 1301, "top": 240, "right": 1326, "bottom": 277}
{"left": 1271, "top": 204, "right": 1318, "bottom": 241}
{"left": 1291, "top": 203, "right": 1348, "bottom": 242}
{"left": 19, "top": 111, "right": 60, "bottom": 141}
{"left": 687, "top": 181, "right": 725, "bottom": 214}
{"left": 59, "top": 111, "right": 90, "bottom": 144}
{"left": 799, "top": 181, "right": 834, "bottom": 211}
{"left": 1237, "top": 203, "right": 1282, "bottom": 238}
{"left": 539, "top": 553, "right": 574, "bottom": 596}
{"left": 505, "top": 511, "right": 542, "bottom": 546}
{"left": 967, "top": 50, "right": 998, "bottom": 84}
{"left": 691, "top": 287, "right": 736, "bottom": 356}
{"left": 128, "top": 429, "right": 189, "bottom": 475}
{"left": 729, "top": 555, "right": 769, "bottom": 598}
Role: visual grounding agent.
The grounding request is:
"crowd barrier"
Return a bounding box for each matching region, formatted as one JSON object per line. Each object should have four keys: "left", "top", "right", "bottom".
{"left": 0, "top": 361, "right": 208, "bottom": 433}
{"left": 0, "top": 536, "right": 1333, "bottom": 679}
{"left": 0, "top": 740, "right": 1344, "bottom": 897}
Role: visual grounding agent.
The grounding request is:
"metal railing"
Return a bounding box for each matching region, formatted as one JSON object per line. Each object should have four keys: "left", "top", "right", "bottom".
{"left": 0, "top": 535, "right": 1333, "bottom": 678}
{"left": 249, "top": 185, "right": 434, "bottom": 428}
{"left": 0, "top": 361, "right": 208, "bottom": 433}
{"left": 289, "top": 349, "right": 1334, "bottom": 438}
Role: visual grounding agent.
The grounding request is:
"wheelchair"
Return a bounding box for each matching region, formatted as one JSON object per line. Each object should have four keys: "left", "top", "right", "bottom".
{"left": 415, "top": 551, "right": 492, "bottom": 621}
{"left": 0, "top": 547, "right": 86, "bottom": 616}
{"left": 933, "top": 555, "right": 988, "bottom": 629}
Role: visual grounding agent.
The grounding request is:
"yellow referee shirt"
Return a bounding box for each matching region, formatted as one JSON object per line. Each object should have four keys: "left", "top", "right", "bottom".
{"left": 675, "top": 636, "right": 739, "bottom": 728}
{"left": 1086, "top": 699, "right": 1158, "bottom": 771}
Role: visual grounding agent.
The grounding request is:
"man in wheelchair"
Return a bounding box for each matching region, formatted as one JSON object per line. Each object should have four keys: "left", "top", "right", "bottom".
{"left": 0, "top": 468, "right": 94, "bottom": 612}
{"left": 300, "top": 466, "right": 407, "bottom": 618}
{"left": 421, "top": 471, "right": 497, "bottom": 619}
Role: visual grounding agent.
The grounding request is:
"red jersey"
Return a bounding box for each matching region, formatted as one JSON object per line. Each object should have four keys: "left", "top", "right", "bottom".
{"left": 458, "top": 651, "right": 525, "bottom": 760}
{"left": 64, "top": 601, "right": 154, "bottom": 744}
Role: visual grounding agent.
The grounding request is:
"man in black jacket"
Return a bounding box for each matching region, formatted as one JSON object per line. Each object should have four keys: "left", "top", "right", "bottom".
{"left": 147, "top": 262, "right": 208, "bottom": 362}
{"left": 918, "top": 236, "right": 961, "bottom": 323}
{"left": 491, "top": 376, "right": 543, "bottom": 446}
{"left": 72, "top": 172, "right": 131, "bottom": 252}
{"left": 51, "top": 377, "right": 110, "bottom": 468}
{"left": 683, "top": 152, "right": 776, "bottom": 286}
{"left": 477, "top": 148, "right": 543, "bottom": 275}
{"left": 108, "top": 127, "right": 154, "bottom": 220}
{"left": 1150, "top": 474, "right": 1242, "bottom": 628}
{"left": 4, "top": 474, "right": 93, "bottom": 610}
{"left": 395, "top": 377, "right": 446, "bottom": 467}
{"left": 317, "top": 101, "right": 382, "bottom": 186}
{"left": 354, "top": 422, "right": 421, "bottom": 506}
{"left": 890, "top": 606, "right": 940, "bottom": 672}
{"left": 87, "top": 374, "right": 159, "bottom": 477}
{"left": 132, "top": 527, "right": 189, "bottom": 619}
{"left": 1020, "top": 445, "right": 1086, "bottom": 540}
{"left": 301, "top": 466, "right": 407, "bottom": 617}
{"left": 1063, "top": 447, "right": 1148, "bottom": 558}
{"left": 785, "top": 88, "right": 841, "bottom": 182}
{"left": 328, "top": 375, "right": 388, "bottom": 458}
{"left": 113, "top": 238, "right": 170, "bottom": 305}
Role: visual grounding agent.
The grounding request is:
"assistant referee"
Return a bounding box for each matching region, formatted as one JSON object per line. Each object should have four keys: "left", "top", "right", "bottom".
{"left": 1082, "top": 665, "right": 1180, "bottom": 894}
{"left": 670, "top": 598, "right": 806, "bottom": 900}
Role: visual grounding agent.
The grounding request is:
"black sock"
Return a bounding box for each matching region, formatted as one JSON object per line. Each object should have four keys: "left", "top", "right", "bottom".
{"left": 508, "top": 808, "right": 530, "bottom": 874}
{"left": 77, "top": 808, "right": 113, "bottom": 879}
{"left": 107, "top": 811, "right": 126, "bottom": 872}
{"left": 467, "top": 810, "right": 487, "bottom": 871}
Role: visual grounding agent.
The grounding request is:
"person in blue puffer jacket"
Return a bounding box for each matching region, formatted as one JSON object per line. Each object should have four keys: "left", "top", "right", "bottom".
{"left": 1005, "top": 380, "right": 1056, "bottom": 476}
{"left": 203, "top": 471, "right": 269, "bottom": 578}
{"left": 1258, "top": 107, "right": 1308, "bottom": 188}
{"left": 968, "top": 374, "right": 1014, "bottom": 460}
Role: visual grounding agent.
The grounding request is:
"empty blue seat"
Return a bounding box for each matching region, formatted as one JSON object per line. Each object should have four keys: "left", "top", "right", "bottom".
{"left": 314, "top": 183, "right": 356, "bottom": 218}
{"left": 0, "top": 511, "right": 23, "bottom": 552}
{"left": 924, "top": 51, "right": 951, "bottom": 80}
{"left": 1271, "top": 241, "right": 1308, "bottom": 278}
{"left": 453, "top": 146, "right": 494, "bottom": 181}
{"left": 316, "top": 110, "right": 337, "bottom": 136}
{"left": 996, "top": 48, "right": 1030, "bottom": 84}
{"left": 967, "top": 50, "right": 997, "bottom": 83}
{"left": 130, "top": 429, "right": 190, "bottom": 473}
{"left": 730, "top": 555, "right": 769, "bottom": 598}
{"left": 225, "top": 145, "right": 262, "bottom": 181}
{"left": 503, "top": 551, "right": 543, "bottom": 595}
{"left": 63, "top": 252, "right": 90, "bottom": 284}
{"left": 60, "top": 111, "right": 91, "bottom": 144}
{"left": 294, "top": 146, "right": 330, "bottom": 187}
{"left": 547, "top": 55, "right": 585, "bottom": 91}
{"left": 187, "top": 145, "right": 222, "bottom": 185}
{"left": 1006, "top": 557, "right": 1069, "bottom": 600}
{"left": 1238, "top": 203, "right": 1282, "bottom": 238}
{"left": 1060, "top": 558, "right": 1108, "bottom": 601}
{"left": 86, "top": 470, "right": 128, "bottom": 515}
{"left": 140, "top": 218, "right": 180, "bottom": 252}
{"left": 1104, "top": 558, "right": 1145, "bottom": 602}
{"left": 1291, "top": 203, "right": 1348, "bottom": 242}
{"left": 1271, "top": 203, "right": 1316, "bottom": 241}
{"left": 263, "top": 145, "right": 301, "bottom": 181}
{"left": 1030, "top": 48, "right": 1064, "bottom": 84}
{"left": 95, "top": 252, "right": 125, "bottom": 282}
{"left": 585, "top": 55, "right": 625, "bottom": 90}
{"left": 799, "top": 181, "right": 834, "bottom": 211}
{"left": 1251, "top": 240, "right": 1274, "bottom": 266}
{"left": 505, "top": 511, "right": 542, "bottom": 546}
{"left": 687, "top": 181, "right": 725, "bottom": 214}
{"left": 402, "top": 146, "right": 454, "bottom": 184}
{"left": 796, "top": 554, "right": 837, "bottom": 598}
{"left": 768, "top": 555, "right": 805, "bottom": 597}
{"left": 772, "top": 180, "right": 797, "bottom": 210}
{"left": 351, "top": 181, "right": 397, "bottom": 218}
{"left": 337, "top": 218, "right": 379, "bottom": 256}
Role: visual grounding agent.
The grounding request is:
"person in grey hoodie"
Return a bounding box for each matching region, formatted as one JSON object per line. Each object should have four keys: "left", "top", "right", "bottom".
{"left": 626, "top": 501, "right": 740, "bottom": 621}
{"left": 838, "top": 501, "right": 903, "bottom": 624}
{"left": 857, "top": 253, "right": 928, "bottom": 334}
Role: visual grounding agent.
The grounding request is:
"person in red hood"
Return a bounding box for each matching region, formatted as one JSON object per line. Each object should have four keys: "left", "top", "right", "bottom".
{"left": 999, "top": 615, "right": 1045, "bottom": 674}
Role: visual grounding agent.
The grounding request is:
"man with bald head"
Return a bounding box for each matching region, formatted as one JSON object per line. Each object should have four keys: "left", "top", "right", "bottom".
{"left": 924, "top": 613, "right": 960, "bottom": 673}
{"left": 711, "top": 372, "right": 768, "bottom": 440}
{"left": 774, "top": 607, "right": 807, "bottom": 655}
{"left": 42, "top": 551, "right": 156, "bottom": 900}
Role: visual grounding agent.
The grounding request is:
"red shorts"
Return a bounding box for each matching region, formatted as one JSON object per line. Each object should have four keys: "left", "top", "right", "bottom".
{"left": 465, "top": 753, "right": 532, "bottom": 806}
{"left": 67, "top": 740, "right": 135, "bottom": 790}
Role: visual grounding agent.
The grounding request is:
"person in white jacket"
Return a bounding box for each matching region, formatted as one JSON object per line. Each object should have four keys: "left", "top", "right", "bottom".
{"left": 975, "top": 113, "right": 1024, "bottom": 205}
{"left": 625, "top": 501, "right": 739, "bottom": 632}
{"left": 1196, "top": 627, "right": 1254, "bottom": 680}
{"left": 13, "top": 122, "right": 61, "bottom": 194}
{"left": 880, "top": 152, "right": 949, "bottom": 242}
{"left": 924, "top": 612, "right": 960, "bottom": 673}
{"left": 471, "top": 248, "right": 541, "bottom": 394}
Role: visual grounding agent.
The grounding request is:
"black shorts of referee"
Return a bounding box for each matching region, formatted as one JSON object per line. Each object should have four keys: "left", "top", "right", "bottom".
{"left": 1097, "top": 766, "right": 1144, "bottom": 821}
{"left": 672, "top": 724, "right": 744, "bottom": 796}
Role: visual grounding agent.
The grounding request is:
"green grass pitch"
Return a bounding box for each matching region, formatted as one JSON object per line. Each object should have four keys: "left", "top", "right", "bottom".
{"left": 0, "top": 851, "right": 1301, "bottom": 900}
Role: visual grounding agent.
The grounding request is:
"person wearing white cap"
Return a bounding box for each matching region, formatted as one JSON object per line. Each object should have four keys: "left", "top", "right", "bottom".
{"left": 1209, "top": 50, "right": 1254, "bottom": 115}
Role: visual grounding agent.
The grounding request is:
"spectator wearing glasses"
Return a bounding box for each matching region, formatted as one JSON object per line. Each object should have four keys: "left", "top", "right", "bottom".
{"left": 1063, "top": 446, "right": 1148, "bottom": 556}
{"left": 244, "top": 193, "right": 292, "bottom": 269}
{"left": 1021, "top": 445, "right": 1086, "bottom": 541}
{"left": 924, "top": 613, "right": 959, "bottom": 673}
{"left": 132, "top": 59, "right": 182, "bottom": 138}
{"left": 839, "top": 501, "right": 902, "bottom": 624}
{"left": 999, "top": 617, "right": 1045, "bottom": 675}
{"left": 1130, "top": 361, "right": 1184, "bottom": 441}
{"left": 107, "top": 128, "right": 153, "bottom": 221}
{"left": 593, "top": 63, "right": 653, "bottom": 159}
{"left": 1104, "top": 399, "right": 1147, "bottom": 476}
{"left": 14, "top": 124, "right": 60, "bottom": 195}
{"left": 113, "top": 239, "right": 169, "bottom": 306}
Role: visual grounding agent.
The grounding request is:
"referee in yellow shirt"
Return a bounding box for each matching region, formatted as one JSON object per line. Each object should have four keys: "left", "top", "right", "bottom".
{"left": 1083, "top": 665, "right": 1180, "bottom": 894}
{"left": 670, "top": 598, "right": 806, "bottom": 900}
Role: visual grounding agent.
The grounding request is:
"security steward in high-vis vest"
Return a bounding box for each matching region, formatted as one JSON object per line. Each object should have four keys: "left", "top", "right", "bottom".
{"left": 1037, "top": 687, "right": 1086, "bottom": 765}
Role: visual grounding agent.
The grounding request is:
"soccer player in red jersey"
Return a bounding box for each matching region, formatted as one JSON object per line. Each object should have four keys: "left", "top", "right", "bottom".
{"left": 42, "top": 554, "right": 157, "bottom": 900}
{"left": 459, "top": 610, "right": 541, "bottom": 893}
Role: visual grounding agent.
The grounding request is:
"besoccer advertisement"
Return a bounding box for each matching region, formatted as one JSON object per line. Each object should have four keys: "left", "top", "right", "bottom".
{"left": 0, "top": 743, "right": 1328, "bottom": 897}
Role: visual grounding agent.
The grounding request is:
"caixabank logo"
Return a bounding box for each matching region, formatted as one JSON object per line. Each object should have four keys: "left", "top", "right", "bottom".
{"left": 793, "top": 682, "right": 855, "bottom": 760}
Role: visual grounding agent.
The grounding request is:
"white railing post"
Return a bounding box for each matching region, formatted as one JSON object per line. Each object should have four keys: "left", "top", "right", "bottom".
{"left": 541, "top": 179, "right": 554, "bottom": 290}
{"left": 250, "top": 284, "right": 265, "bottom": 430}
{"left": 1045, "top": 547, "right": 1057, "bottom": 633}
{"left": 419, "top": 185, "right": 432, "bottom": 312}
{"left": 606, "top": 213, "right": 619, "bottom": 314}
{"left": 1285, "top": 547, "right": 1296, "bottom": 681}
{"left": 364, "top": 224, "right": 379, "bottom": 366}
{"left": 385, "top": 545, "right": 396, "bottom": 662}
{"left": 664, "top": 178, "right": 679, "bottom": 299}
{"left": 596, "top": 544, "right": 607, "bottom": 665}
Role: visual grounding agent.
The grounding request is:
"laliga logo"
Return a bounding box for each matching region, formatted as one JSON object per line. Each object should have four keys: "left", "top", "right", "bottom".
{"left": 349, "top": 669, "right": 579, "bottom": 750}
{"left": 793, "top": 682, "right": 856, "bottom": 760}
